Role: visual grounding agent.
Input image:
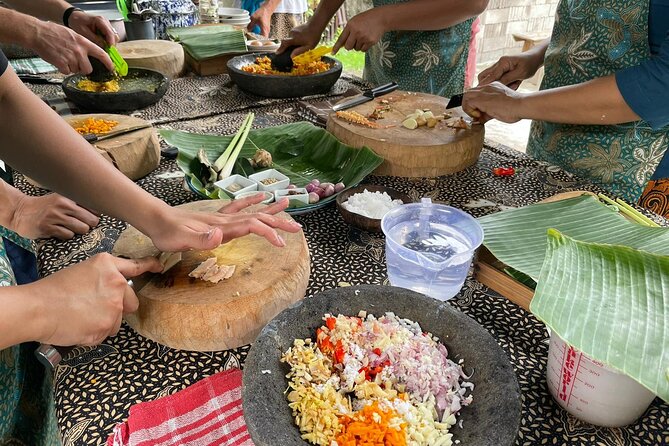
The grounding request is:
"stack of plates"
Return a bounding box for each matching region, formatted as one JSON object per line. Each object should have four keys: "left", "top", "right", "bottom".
{"left": 218, "top": 7, "right": 250, "bottom": 26}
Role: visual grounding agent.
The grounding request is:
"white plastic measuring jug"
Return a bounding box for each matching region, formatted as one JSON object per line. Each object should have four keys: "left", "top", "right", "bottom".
{"left": 546, "top": 332, "right": 656, "bottom": 427}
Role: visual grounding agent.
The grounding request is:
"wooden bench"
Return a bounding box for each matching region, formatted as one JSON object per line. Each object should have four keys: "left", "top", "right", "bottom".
{"left": 512, "top": 32, "right": 550, "bottom": 52}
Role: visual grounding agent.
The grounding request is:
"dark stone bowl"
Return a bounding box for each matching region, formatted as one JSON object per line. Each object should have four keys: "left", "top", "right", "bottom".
{"left": 243, "top": 285, "right": 521, "bottom": 446}
{"left": 62, "top": 68, "right": 169, "bottom": 112}
{"left": 226, "top": 53, "right": 343, "bottom": 98}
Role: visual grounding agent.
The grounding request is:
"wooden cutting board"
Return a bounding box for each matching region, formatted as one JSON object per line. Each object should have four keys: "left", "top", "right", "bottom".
{"left": 327, "top": 91, "right": 484, "bottom": 177}
{"left": 117, "top": 40, "right": 185, "bottom": 79}
{"left": 112, "top": 200, "right": 311, "bottom": 351}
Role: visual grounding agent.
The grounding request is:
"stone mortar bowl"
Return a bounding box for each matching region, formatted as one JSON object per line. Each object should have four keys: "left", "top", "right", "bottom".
{"left": 242, "top": 284, "right": 521, "bottom": 446}
{"left": 62, "top": 68, "right": 169, "bottom": 112}
{"left": 226, "top": 53, "right": 342, "bottom": 98}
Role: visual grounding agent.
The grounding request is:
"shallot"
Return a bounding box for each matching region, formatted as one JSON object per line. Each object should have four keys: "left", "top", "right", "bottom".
{"left": 308, "top": 192, "right": 320, "bottom": 203}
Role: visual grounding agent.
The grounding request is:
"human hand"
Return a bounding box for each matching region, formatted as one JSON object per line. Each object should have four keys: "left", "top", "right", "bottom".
{"left": 30, "top": 254, "right": 163, "bottom": 346}
{"left": 30, "top": 21, "right": 114, "bottom": 74}
{"left": 248, "top": 6, "right": 273, "bottom": 37}
{"left": 462, "top": 82, "right": 526, "bottom": 124}
{"left": 333, "top": 10, "right": 385, "bottom": 53}
{"left": 11, "top": 193, "right": 100, "bottom": 240}
{"left": 67, "top": 10, "right": 119, "bottom": 47}
{"left": 277, "top": 23, "right": 321, "bottom": 57}
{"left": 477, "top": 53, "right": 542, "bottom": 89}
{"left": 144, "top": 194, "right": 303, "bottom": 253}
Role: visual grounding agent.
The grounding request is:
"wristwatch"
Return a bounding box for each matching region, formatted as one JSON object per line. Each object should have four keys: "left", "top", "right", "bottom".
{"left": 63, "top": 6, "right": 83, "bottom": 28}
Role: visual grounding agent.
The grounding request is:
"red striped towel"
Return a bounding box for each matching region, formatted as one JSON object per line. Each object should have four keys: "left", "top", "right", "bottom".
{"left": 107, "top": 368, "right": 253, "bottom": 446}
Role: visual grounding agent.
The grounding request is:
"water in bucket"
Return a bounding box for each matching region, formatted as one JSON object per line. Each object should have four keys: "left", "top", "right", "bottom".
{"left": 381, "top": 198, "right": 484, "bottom": 301}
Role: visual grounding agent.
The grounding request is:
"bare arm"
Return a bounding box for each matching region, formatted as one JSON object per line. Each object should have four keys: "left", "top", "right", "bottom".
{"left": 248, "top": 0, "right": 283, "bottom": 36}
{"left": 2, "top": 0, "right": 71, "bottom": 23}
{"left": 374, "top": 0, "right": 487, "bottom": 32}
{"left": 462, "top": 76, "right": 640, "bottom": 125}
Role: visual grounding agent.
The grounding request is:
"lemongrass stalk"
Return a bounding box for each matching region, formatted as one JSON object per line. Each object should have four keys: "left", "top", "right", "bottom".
{"left": 214, "top": 113, "right": 253, "bottom": 172}
{"left": 219, "top": 113, "right": 255, "bottom": 180}
{"left": 615, "top": 198, "right": 659, "bottom": 227}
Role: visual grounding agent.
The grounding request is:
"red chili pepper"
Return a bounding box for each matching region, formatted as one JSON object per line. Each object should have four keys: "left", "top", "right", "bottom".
{"left": 325, "top": 317, "right": 337, "bottom": 330}
{"left": 493, "top": 167, "right": 515, "bottom": 177}
{"left": 373, "top": 348, "right": 382, "bottom": 356}
{"left": 334, "top": 340, "right": 345, "bottom": 364}
{"left": 382, "top": 360, "right": 391, "bottom": 367}
{"left": 354, "top": 317, "right": 363, "bottom": 327}
{"left": 320, "top": 336, "right": 334, "bottom": 354}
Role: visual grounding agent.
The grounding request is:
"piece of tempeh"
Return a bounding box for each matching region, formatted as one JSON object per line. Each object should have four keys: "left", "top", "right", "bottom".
{"left": 189, "top": 257, "right": 217, "bottom": 279}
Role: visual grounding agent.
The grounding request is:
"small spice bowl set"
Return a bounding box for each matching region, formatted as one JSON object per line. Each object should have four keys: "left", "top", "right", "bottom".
{"left": 214, "top": 169, "right": 309, "bottom": 205}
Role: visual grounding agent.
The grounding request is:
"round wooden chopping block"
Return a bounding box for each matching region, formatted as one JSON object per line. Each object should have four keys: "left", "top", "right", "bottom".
{"left": 117, "top": 40, "right": 185, "bottom": 79}
{"left": 112, "top": 200, "right": 311, "bottom": 351}
{"left": 26, "top": 114, "right": 159, "bottom": 189}
{"left": 327, "top": 91, "right": 485, "bottom": 178}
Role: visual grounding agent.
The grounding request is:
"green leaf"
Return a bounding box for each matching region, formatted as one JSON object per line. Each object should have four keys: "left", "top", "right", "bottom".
{"left": 160, "top": 122, "right": 384, "bottom": 207}
{"left": 478, "top": 195, "right": 669, "bottom": 280}
{"left": 530, "top": 230, "right": 669, "bottom": 401}
{"left": 167, "top": 26, "right": 247, "bottom": 60}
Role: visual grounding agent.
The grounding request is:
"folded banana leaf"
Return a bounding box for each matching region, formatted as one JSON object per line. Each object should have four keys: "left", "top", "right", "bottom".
{"left": 530, "top": 230, "right": 668, "bottom": 401}
{"left": 167, "top": 25, "right": 247, "bottom": 60}
{"left": 160, "top": 122, "right": 384, "bottom": 205}
{"left": 478, "top": 195, "right": 669, "bottom": 280}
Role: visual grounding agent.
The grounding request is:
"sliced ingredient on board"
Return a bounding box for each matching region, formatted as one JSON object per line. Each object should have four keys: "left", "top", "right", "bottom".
{"left": 241, "top": 55, "right": 330, "bottom": 76}
{"left": 444, "top": 117, "right": 471, "bottom": 129}
{"left": 336, "top": 111, "right": 381, "bottom": 128}
{"left": 74, "top": 117, "right": 119, "bottom": 135}
{"left": 189, "top": 257, "right": 236, "bottom": 283}
{"left": 282, "top": 312, "right": 472, "bottom": 446}
{"left": 158, "top": 251, "right": 182, "bottom": 273}
{"left": 492, "top": 167, "right": 515, "bottom": 177}
{"left": 401, "top": 109, "right": 443, "bottom": 130}
{"left": 342, "top": 189, "right": 403, "bottom": 219}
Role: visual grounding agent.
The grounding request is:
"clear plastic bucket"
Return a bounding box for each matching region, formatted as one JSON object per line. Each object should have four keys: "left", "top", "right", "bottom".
{"left": 381, "top": 198, "right": 484, "bottom": 301}
{"left": 546, "top": 332, "right": 656, "bottom": 427}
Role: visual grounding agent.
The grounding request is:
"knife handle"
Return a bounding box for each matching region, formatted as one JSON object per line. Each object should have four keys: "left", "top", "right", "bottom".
{"left": 365, "top": 82, "right": 398, "bottom": 98}
{"left": 35, "top": 279, "right": 137, "bottom": 369}
{"left": 35, "top": 344, "right": 75, "bottom": 369}
{"left": 83, "top": 133, "right": 98, "bottom": 143}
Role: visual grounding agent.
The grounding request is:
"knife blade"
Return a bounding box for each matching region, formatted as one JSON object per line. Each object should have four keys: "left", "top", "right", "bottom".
{"left": 18, "top": 74, "right": 62, "bottom": 85}
{"left": 82, "top": 124, "right": 153, "bottom": 143}
{"left": 446, "top": 93, "right": 464, "bottom": 109}
{"left": 332, "top": 82, "right": 399, "bottom": 112}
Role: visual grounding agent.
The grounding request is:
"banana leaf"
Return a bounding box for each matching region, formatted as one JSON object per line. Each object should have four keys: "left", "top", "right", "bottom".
{"left": 167, "top": 26, "right": 247, "bottom": 60}
{"left": 530, "top": 230, "right": 669, "bottom": 401}
{"left": 160, "top": 122, "right": 384, "bottom": 207}
{"left": 478, "top": 195, "right": 669, "bottom": 280}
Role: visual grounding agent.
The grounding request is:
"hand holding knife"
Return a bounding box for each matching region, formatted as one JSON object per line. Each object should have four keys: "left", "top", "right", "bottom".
{"left": 332, "top": 82, "right": 399, "bottom": 112}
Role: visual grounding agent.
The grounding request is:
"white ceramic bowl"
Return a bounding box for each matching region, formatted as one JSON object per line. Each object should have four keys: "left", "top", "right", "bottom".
{"left": 274, "top": 188, "right": 309, "bottom": 205}
{"left": 234, "top": 190, "right": 274, "bottom": 204}
{"left": 249, "top": 169, "right": 290, "bottom": 191}
{"left": 214, "top": 174, "right": 257, "bottom": 198}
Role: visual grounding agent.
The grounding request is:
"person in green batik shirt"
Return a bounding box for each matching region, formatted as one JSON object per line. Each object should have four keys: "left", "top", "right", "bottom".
{"left": 463, "top": 0, "right": 669, "bottom": 215}
{"left": 278, "top": 0, "right": 488, "bottom": 97}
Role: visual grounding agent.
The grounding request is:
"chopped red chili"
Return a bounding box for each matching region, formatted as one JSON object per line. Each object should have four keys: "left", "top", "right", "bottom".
{"left": 493, "top": 167, "right": 515, "bottom": 177}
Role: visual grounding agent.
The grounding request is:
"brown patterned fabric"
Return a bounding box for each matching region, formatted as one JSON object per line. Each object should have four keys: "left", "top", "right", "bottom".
{"left": 15, "top": 76, "right": 669, "bottom": 446}
{"left": 269, "top": 13, "right": 304, "bottom": 40}
{"left": 639, "top": 178, "right": 669, "bottom": 218}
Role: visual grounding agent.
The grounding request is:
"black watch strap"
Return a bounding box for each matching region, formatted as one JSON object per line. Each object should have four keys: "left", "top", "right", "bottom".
{"left": 63, "top": 6, "right": 83, "bottom": 28}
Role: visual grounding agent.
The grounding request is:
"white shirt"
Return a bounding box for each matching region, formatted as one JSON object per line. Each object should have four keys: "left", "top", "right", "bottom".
{"left": 233, "top": 0, "right": 307, "bottom": 14}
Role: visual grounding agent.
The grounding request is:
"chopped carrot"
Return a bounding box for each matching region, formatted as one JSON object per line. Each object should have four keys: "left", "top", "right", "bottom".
{"left": 335, "top": 401, "right": 407, "bottom": 446}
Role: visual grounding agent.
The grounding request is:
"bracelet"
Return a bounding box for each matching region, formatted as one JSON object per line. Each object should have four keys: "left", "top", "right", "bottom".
{"left": 63, "top": 6, "right": 83, "bottom": 28}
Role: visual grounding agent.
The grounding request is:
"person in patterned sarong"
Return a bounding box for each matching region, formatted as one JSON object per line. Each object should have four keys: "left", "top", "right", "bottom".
{"left": 462, "top": 0, "right": 669, "bottom": 217}
{"left": 278, "top": 0, "right": 489, "bottom": 98}
{"left": 0, "top": 49, "right": 302, "bottom": 445}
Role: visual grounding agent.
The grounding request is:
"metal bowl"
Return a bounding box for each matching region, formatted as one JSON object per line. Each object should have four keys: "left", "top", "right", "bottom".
{"left": 242, "top": 285, "right": 522, "bottom": 446}
{"left": 226, "top": 53, "right": 342, "bottom": 98}
{"left": 62, "top": 68, "right": 169, "bottom": 112}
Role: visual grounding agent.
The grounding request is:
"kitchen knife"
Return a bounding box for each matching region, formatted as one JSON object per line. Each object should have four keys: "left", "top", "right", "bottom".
{"left": 35, "top": 276, "right": 153, "bottom": 369}
{"left": 446, "top": 92, "right": 464, "bottom": 109}
{"left": 18, "top": 74, "right": 62, "bottom": 85}
{"left": 82, "top": 124, "right": 152, "bottom": 143}
{"left": 332, "top": 82, "right": 399, "bottom": 112}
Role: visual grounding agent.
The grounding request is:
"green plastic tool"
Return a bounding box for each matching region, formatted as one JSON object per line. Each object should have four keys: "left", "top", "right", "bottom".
{"left": 107, "top": 45, "right": 128, "bottom": 77}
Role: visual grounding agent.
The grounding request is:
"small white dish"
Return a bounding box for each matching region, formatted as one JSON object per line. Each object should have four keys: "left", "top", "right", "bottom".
{"left": 249, "top": 169, "right": 289, "bottom": 191}
{"left": 218, "top": 7, "right": 249, "bottom": 18}
{"left": 274, "top": 188, "right": 309, "bottom": 205}
{"left": 235, "top": 190, "right": 274, "bottom": 204}
{"left": 214, "top": 174, "right": 257, "bottom": 198}
{"left": 220, "top": 18, "right": 251, "bottom": 25}
{"left": 246, "top": 40, "right": 280, "bottom": 52}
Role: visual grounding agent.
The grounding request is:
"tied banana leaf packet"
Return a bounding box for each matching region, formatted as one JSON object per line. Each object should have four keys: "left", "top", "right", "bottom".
{"left": 160, "top": 122, "right": 383, "bottom": 204}
{"left": 530, "top": 230, "right": 669, "bottom": 402}
{"left": 477, "top": 195, "right": 669, "bottom": 280}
